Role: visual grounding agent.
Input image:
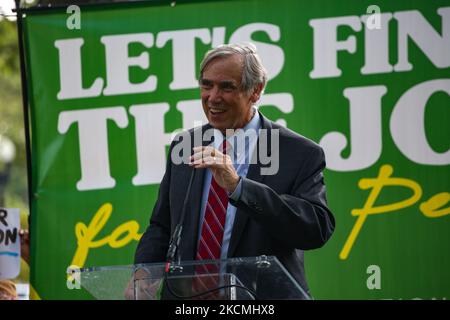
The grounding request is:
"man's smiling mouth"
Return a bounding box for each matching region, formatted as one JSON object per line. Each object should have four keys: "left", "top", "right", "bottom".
{"left": 209, "top": 108, "right": 226, "bottom": 115}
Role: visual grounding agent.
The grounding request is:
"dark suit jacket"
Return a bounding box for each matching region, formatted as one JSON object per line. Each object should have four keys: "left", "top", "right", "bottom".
{"left": 135, "top": 111, "right": 335, "bottom": 295}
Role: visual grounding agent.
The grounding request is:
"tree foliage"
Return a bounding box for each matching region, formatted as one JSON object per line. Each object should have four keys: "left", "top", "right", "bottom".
{"left": 0, "top": 19, "right": 28, "bottom": 213}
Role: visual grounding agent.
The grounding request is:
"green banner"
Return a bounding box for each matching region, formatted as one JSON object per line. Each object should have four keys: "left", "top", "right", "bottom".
{"left": 23, "top": 0, "right": 449, "bottom": 299}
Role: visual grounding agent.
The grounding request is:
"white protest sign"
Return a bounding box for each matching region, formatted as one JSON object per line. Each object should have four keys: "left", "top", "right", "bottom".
{"left": 0, "top": 208, "right": 21, "bottom": 279}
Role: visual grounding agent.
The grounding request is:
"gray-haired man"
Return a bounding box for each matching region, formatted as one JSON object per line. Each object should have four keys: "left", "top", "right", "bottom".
{"left": 135, "top": 43, "right": 335, "bottom": 298}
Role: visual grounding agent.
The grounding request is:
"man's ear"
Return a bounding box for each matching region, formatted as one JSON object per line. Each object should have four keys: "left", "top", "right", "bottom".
{"left": 250, "top": 83, "right": 264, "bottom": 104}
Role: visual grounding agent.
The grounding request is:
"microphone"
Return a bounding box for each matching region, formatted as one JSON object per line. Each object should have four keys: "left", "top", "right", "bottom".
{"left": 165, "top": 166, "right": 196, "bottom": 269}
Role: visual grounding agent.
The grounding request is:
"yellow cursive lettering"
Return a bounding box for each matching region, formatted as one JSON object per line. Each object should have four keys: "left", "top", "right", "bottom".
{"left": 70, "top": 203, "right": 142, "bottom": 269}
{"left": 420, "top": 192, "right": 450, "bottom": 218}
{"left": 340, "top": 164, "right": 423, "bottom": 260}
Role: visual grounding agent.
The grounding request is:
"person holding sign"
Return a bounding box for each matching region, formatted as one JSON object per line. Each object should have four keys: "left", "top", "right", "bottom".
{"left": 0, "top": 208, "right": 29, "bottom": 300}
{"left": 0, "top": 208, "right": 21, "bottom": 280}
{"left": 134, "top": 43, "right": 335, "bottom": 296}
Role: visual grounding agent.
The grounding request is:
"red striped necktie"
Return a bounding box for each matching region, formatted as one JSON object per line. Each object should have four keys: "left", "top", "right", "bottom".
{"left": 196, "top": 140, "right": 229, "bottom": 264}
{"left": 193, "top": 141, "right": 230, "bottom": 299}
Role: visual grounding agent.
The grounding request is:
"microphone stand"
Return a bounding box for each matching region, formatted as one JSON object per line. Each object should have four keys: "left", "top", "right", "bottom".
{"left": 165, "top": 167, "right": 196, "bottom": 272}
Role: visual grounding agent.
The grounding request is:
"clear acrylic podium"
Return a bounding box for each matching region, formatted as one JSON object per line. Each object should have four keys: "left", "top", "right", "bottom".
{"left": 79, "top": 256, "right": 310, "bottom": 300}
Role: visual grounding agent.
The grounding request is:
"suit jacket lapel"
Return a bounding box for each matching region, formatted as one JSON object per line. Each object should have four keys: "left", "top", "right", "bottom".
{"left": 227, "top": 111, "right": 273, "bottom": 258}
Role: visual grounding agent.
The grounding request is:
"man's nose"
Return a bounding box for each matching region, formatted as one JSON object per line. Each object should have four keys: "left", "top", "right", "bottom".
{"left": 208, "top": 86, "right": 222, "bottom": 103}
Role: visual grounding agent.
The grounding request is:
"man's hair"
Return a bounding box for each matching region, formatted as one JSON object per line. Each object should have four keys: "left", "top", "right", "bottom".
{"left": 199, "top": 43, "right": 268, "bottom": 94}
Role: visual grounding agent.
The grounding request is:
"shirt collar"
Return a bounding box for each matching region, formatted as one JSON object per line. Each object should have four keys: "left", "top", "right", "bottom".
{"left": 213, "top": 107, "right": 261, "bottom": 149}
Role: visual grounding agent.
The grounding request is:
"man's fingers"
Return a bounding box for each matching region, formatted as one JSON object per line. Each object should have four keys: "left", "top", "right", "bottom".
{"left": 191, "top": 155, "right": 219, "bottom": 167}
{"left": 190, "top": 147, "right": 223, "bottom": 163}
{"left": 192, "top": 146, "right": 206, "bottom": 152}
{"left": 192, "top": 146, "right": 215, "bottom": 154}
{"left": 190, "top": 155, "right": 232, "bottom": 168}
{"left": 190, "top": 151, "right": 209, "bottom": 162}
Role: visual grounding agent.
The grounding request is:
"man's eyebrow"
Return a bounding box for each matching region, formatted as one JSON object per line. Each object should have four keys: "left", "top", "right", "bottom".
{"left": 200, "top": 78, "right": 238, "bottom": 86}
{"left": 200, "top": 78, "right": 212, "bottom": 84}
{"left": 219, "top": 80, "right": 238, "bottom": 87}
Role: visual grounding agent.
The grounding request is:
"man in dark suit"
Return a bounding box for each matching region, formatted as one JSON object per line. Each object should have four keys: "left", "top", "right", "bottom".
{"left": 134, "top": 43, "right": 335, "bottom": 298}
